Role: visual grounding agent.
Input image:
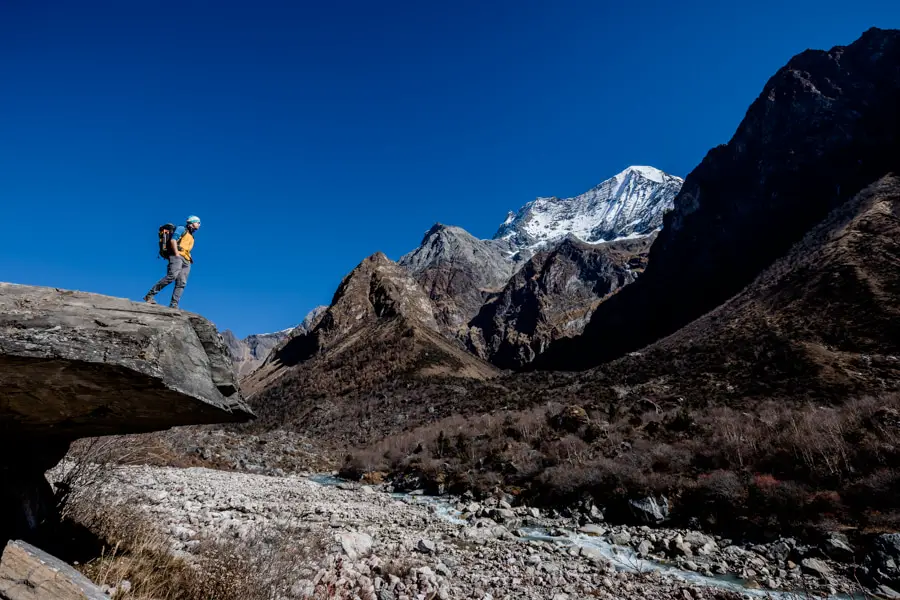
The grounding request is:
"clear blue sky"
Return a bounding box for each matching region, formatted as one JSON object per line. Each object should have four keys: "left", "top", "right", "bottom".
{"left": 2, "top": 1, "right": 897, "bottom": 337}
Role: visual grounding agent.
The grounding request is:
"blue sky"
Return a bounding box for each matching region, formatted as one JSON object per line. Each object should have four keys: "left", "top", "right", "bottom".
{"left": 2, "top": 1, "right": 898, "bottom": 337}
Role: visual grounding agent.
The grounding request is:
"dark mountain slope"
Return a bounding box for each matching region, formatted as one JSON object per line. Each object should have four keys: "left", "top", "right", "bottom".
{"left": 538, "top": 27, "right": 900, "bottom": 370}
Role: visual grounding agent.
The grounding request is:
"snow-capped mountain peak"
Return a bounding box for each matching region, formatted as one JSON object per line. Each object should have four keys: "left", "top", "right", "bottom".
{"left": 494, "top": 166, "right": 683, "bottom": 250}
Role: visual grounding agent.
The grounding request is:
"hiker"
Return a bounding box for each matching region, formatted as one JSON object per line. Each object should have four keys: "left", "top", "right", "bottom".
{"left": 144, "top": 215, "right": 201, "bottom": 309}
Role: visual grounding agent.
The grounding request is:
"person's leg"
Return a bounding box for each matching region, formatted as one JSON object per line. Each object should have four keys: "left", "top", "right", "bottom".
{"left": 145, "top": 256, "right": 182, "bottom": 302}
{"left": 169, "top": 260, "right": 191, "bottom": 308}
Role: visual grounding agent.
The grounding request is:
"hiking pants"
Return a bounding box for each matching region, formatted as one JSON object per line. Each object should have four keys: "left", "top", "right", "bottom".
{"left": 147, "top": 255, "right": 192, "bottom": 308}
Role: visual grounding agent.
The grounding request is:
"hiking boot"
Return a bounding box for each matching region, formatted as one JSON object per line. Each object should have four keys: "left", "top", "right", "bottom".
{"left": 143, "top": 295, "right": 157, "bottom": 304}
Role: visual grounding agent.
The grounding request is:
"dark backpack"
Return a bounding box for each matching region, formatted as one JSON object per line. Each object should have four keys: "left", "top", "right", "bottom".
{"left": 158, "top": 223, "right": 176, "bottom": 258}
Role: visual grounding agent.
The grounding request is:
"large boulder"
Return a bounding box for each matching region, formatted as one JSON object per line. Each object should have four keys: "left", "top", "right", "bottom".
{"left": 0, "top": 282, "right": 252, "bottom": 438}
{"left": 0, "top": 539, "right": 109, "bottom": 600}
{"left": 0, "top": 282, "right": 253, "bottom": 545}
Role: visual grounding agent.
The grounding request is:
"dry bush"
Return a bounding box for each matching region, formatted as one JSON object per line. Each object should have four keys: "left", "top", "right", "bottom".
{"left": 69, "top": 499, "right": 328, "bottom": 600}
{"left": 343, "top": 390, "right": 900, "bottom": 540}
{"left": 52, "top": 432, "right": 203, "bottom": 519}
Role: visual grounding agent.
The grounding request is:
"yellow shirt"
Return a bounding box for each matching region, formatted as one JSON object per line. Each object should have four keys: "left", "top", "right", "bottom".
{"left": 176, "top": 229, "right": 195, "bottom": 262}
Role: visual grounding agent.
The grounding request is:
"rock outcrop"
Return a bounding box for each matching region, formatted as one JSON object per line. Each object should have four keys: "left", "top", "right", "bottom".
{"left": 399, "top": 224, "right": 521, "bottom": 333}
{"left": 0, "top": 283, "right": 250, "bottom": 438}
{"left": 538, "top": 27, "right": 900, "bottom": 370}
{"left": 0, "top": 540, "right": 108, "bottom": 600}
{"left": 466, "top": 234, "right": 654, "bottom": 369}
{"left": 0, "top": 282, "right": 253, "bottom": 546}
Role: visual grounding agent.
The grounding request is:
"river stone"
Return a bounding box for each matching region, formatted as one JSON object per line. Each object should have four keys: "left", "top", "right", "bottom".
{"left": 580, "top": 545, "right": 607, "bottom": 563}
{"left": 336, "top": 532, "right": 374, "bottom": 560}
{"left": 417, "top": 539, "right": 436, "bottom": 554}
{"left": 578, "top": 524, "right": 606, "bottom": 537}
{"left": 683, "top": 532, "right": 715, "bottom": 548}
{"left": 800, "top": 557, "right": 832, "bottom": 577}
{"left": 611, "top": 531, "right": 632, "bottom": 546}
{"left": 822, "top": 532, "right": 854, "bottom": 562}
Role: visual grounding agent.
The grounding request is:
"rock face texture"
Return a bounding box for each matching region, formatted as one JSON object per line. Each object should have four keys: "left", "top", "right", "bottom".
{"left": 0, "top": 282, "right": 253, "bottom": 547}
{"left": 0, "top": 540, "right": 109, "bottom": 600}
{"left": 494, "top": 166, "right": 682, "bottom": 250}
{"left": 466, "top": 234, "right": 654, "bottom": 369}
{"left": 538, "top": 27, "right": 900, "bottom": 370}
{"left": 586, "top": 175, "right": 900, "bottom": 403}
{"left": 243, "top": 253, "right": 498, "bottom": 443}
{"left": 0, "top": 283, "right": 252, "bottom": 438}
{"left": 399, "top": 224, "right": 521, "bottom": 333}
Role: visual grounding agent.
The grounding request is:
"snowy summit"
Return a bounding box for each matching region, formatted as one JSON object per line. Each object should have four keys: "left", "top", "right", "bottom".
{"left": 493, "top": 166, "right": 683, "bottom": 250}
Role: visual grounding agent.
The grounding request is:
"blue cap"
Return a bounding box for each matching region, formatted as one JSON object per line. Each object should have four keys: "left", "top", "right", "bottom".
{"left": 186, "top": 215, "right": 201, "bottom": 224}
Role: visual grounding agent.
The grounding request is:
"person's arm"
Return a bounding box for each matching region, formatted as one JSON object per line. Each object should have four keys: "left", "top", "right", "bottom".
{"left": 169, "top": 227, "right": 183, "bottom": 257}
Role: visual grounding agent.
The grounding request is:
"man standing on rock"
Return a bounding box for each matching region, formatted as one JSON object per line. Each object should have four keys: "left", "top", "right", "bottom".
{"left": 144, "top": 215, "right": 201, "bottom": 309}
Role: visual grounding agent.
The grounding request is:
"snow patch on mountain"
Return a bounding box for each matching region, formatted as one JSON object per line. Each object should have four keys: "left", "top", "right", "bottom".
{"left": 493, "top": 166, "right": 683, "bottom": 250}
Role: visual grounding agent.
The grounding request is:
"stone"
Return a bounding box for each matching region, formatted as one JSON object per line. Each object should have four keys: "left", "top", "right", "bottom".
{"left": 875, "top": 533, "right": 900, "bottom": 564}
{"left": 336, "top": 532, "right": 374, "bottom": 560}
{"left": 637, "top": 540, "right": 653, "bottom": 556}
{"left": 579, "top": 546, "right": 607, "bottom": 563}
{"left": 578, "top": 524, "right": 606, "bottom": 537}
{"left": 416, "top": 539, "right": 436, "bottom": 554}
{"left": 822, "top": 532, "right": 854, "bottom": 562}
{"left": 550, "top": 405, "right": 590, "bottom": 432}
{"left": 628, "top": 496, "right": 669, "bottom": 524}
{"left": 610, "top": 531, "right": 632, "bottom": 546}
{"left": 800, "top": 557, "right": 833, "bottom": 578}
{"left": 876, "top": 584, "right": 900, "bottom": 599}
{"left": 0, "top": 283, "right": 252, "bottom": 437}
{"left": 672, "top": 542, "right": 693, "bottom": 558}
{"left": 492, "top": 509, "right": 516, "bottom": 522}
{"left": 683, "top": 532, "right": 715, "bottom": 548}
{"left": 377, "top": 589, "right": 396, "bottom": 600}
{"left": 0, "top": 539, "right": 109, "bottom": 600}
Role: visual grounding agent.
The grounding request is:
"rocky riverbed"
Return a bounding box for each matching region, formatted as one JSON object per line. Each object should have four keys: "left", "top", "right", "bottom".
{"left": 77, "top": 465, "right": 879, "bottom": 600}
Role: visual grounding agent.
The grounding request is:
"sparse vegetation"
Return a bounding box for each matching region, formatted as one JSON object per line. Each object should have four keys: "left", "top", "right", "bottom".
{"left": 343, "top": 393, "right": 900, "bottom": 542}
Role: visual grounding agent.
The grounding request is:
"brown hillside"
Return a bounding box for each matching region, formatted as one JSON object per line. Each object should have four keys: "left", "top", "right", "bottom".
{"left": 243, "top": 252, "right": 498, "bottom": 441}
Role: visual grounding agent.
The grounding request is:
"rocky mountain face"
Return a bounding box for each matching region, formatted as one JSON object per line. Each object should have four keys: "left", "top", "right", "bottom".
{"left": 494, "top": 166, "right": 682, "bottom": 251}
{"left": 223, "top": 306, "right": 327, "bottom": 379}
{"left": 394, "top": 167, "right": 679, "bottom": 340}
{"left": 466, "top": 234, "right": 655, "bottom": 369}
{"left": 538, "top": 27, "right": 900, "bottom": 370}
{"left": 243, "top": 253, "right": 498, "bottom": 443}
{"left": 578, "top": 174, "right": 900, "bottom": 405}
{"left": 399, "top": 224, "right": 521, "bottom": 333}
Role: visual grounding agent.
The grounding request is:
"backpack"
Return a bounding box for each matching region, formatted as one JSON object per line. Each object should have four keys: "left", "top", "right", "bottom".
{"left": 158, "top": 223, "right": 176, "bottom": 258}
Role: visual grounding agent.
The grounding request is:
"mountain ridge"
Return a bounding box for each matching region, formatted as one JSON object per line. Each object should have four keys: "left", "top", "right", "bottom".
{"left": 536, "top": 26, "right": 900, "bottom": 371}
{"left": 493, "top": 165, "right": 683, "bottom": 251}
